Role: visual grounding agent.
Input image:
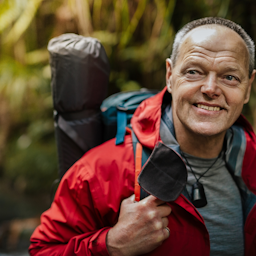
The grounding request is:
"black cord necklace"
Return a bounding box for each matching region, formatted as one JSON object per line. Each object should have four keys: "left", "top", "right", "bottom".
{"left": 181, "top": 152, "right": 221, "bottom": 208}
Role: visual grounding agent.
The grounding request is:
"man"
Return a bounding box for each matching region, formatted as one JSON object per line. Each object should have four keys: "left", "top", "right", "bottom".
{"left": 29, "top": 17, "right": 256, "bottom": 255}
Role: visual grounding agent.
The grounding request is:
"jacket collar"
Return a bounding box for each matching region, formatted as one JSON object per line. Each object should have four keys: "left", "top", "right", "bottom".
{"left": 131, "top": 87, "right": 167, "bottom": 150}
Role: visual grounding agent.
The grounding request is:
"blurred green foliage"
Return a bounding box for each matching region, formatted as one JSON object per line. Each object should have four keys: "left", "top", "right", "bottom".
{"left": 0, "top": 0, "right": 256, "bottom": 198}
{"left": 5, "top": 138, "right": 57, "bottom": 194}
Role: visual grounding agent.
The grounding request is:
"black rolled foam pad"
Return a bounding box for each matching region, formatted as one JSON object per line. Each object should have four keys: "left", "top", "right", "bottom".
{"left": 48, "top": 33, "right": 110, "bottom": 113}
{"left": 138, "top": 142, "right": 187, "bottom": 202}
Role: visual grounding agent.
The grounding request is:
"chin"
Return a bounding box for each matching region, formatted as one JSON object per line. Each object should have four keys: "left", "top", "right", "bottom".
{"left": 188, "top": 124, "right": 227, "bottom": 138}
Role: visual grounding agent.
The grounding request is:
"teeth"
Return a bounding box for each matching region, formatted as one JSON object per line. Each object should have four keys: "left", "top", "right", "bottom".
{"left": 197, "top": 104, "right": 220, "bottom": 111}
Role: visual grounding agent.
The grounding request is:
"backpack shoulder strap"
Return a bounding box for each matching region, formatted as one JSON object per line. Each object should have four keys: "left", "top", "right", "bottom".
{"left": 131, "top": 129, "right": 151, "bottom": 201}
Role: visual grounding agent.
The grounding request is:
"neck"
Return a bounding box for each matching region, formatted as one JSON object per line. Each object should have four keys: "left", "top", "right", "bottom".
{"left": 175, "top": 128, "right": 225, "bottom": 159}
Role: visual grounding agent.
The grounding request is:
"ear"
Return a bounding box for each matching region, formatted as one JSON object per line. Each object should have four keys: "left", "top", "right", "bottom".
{"left": 244, "top": 69, "right": 256, "bottom": 104}
{"left": 166, "top": 58, "right": 173, "bottom": 94}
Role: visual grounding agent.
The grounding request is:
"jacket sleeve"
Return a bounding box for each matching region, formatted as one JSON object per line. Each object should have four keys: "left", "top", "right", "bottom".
{"left": 29, "top": 161, "right": 112, "bottom": 256}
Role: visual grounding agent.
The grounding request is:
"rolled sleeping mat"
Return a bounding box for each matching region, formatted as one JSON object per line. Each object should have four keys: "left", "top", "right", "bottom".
{"left": 48, "top": 33, "right": 110, "bottom": 178}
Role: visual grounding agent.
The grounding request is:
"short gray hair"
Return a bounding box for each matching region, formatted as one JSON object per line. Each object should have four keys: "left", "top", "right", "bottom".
{"left": 170, "top": 17, "right": 255, "bottom": 77}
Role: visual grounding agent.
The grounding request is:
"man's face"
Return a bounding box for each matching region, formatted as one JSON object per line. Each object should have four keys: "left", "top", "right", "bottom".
{"left": 166, "top": 25, "right": 255, "bottom": 139}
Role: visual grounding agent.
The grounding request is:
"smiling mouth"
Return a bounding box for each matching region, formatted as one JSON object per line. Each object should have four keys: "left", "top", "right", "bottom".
{"left": 195, "top": 104, "right": 221, "bottom": 111}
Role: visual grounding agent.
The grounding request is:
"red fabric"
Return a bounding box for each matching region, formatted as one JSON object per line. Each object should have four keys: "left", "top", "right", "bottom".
{"left": 134, "top": 142, "right": 142, "bottom": 202}
{"left": 30, "top": 88, "right": 256, "bottom": 256}
{"left": 235, "top": 115, "right": 256, "bottom": 195}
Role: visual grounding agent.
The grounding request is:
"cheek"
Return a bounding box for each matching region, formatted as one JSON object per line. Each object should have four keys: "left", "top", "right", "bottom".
{"left": 171, "top": 93, "right": 192, "bottom": 119}
{"left": 225, "top": 92, "right": 245, "bottom": 118}
{"left": 172, "top": 87, "right": 195, "bottom": 106}
{"left": 225, "top": 89, "right": 246, "bottom": 106}
{"left": 171, "top": 79, "right": 200, "bottom": 107}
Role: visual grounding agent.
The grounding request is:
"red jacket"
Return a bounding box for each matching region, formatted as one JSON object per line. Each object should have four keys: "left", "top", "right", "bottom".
{"left": 30, "top": 88, "right": 256, "bottom": 255}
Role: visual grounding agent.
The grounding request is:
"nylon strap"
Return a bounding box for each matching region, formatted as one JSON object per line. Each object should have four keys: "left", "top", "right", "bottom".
{"left": 135, "top": 142, "right": 142, "bottom": 202}
{"left": 131, "top": 129, "right": 151, "bottom": 201}
{"left": 116, "top": 110, "right": 127, "bottom": 145}
{"left": 57, "top": 115, "right": 88, "bottom": 152}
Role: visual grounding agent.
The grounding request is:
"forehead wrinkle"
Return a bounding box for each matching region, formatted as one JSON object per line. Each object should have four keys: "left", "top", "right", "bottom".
{"left": 181, "top": 55, "right": 246, "bottom": 78}
{"left": 183, "top": 46, "right": 243, "bottom": 59}
{"left": 182, "top": 51, "right": 240, "bottom": 66}
{"left": 180, "top": 45, "right": 247, "bottom": 74}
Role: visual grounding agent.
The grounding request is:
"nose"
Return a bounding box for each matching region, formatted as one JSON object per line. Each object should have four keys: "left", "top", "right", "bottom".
{"left": 201, "top": 72, "right": 221, "bottom": 99}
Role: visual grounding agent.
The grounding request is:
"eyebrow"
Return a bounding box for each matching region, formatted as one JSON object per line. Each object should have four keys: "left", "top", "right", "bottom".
{"left": 181, "top": 59, "right": 207, "bottom": 70}
{"left": 215, "top": 65, "right": 245, "bottom": 76}
{"left": 182, "top": 58, "right": 244, "bottom": 74}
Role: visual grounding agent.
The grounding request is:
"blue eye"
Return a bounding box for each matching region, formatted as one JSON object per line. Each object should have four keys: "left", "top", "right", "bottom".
{"left": 188, "top": 70, "right": 197, "bottom": 75}
{"left": 225, "top": 75, "right": 235, "bottom": 81}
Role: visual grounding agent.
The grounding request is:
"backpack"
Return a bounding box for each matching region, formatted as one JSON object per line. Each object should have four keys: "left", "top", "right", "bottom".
{"left": 101, "top": 89, "right": 158, "bottom": 144}
{"left": 48, "top": 33, "right": 157, "bottom": 179}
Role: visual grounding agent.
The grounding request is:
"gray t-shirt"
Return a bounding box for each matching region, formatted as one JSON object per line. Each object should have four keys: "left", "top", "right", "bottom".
{"left": 160, "top": 106, "right": 244, "bottom": 256}
{"left": 181, "top": 151, "right": 244, "bottom": 256}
